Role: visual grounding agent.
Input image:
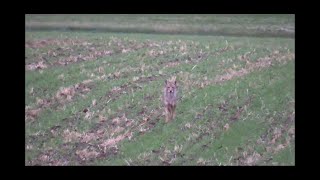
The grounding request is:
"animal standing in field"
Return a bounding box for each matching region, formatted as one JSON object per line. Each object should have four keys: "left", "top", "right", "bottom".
{"left": 163, "top": 76, "right": 178, "bottom": 123}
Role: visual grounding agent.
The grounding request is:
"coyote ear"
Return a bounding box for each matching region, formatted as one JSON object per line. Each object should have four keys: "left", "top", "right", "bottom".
{"left": 165, "top": 80, "right": 167, "bottom": 85}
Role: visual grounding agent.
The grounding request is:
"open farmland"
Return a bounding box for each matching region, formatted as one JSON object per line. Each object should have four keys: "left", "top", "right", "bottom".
{"left": 25, "top": 14, "right": 295, "bottom": 166}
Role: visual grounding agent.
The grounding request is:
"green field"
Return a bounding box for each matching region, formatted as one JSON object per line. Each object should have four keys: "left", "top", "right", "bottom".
{"left": 25, "top": 14, "right": 295, "bottom": 166}
{"left": 26, "top": 14, "right": 294, "bottom": 37}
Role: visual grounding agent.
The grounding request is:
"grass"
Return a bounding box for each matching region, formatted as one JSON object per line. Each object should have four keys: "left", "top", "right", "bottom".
{"left": 25, "top": 15, "right": 294, "bottom": 166}
{"left": 26, "top": 14, "right": 295, "bottom": 38}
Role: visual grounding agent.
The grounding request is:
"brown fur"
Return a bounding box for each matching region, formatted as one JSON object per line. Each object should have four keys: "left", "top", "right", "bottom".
{"left": 163, "top": 76, "right": 178, "bottom": 123}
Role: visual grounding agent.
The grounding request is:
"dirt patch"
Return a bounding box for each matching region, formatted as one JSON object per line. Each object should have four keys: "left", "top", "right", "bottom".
{"left": 53, "top": 50, "right": 113, "bottom": 67}
{"left": 229, "top": 96, "right": 253, "bottom": 122}
{"left": 212, "top": 44, "right": 237, "bottom": 56}
{"left": 62, "top": 129, "right": 82, "bottom": 143}
{"left": 254, "top": 102, "right": 295, "bottom": 163}
{"left": 25, "top": 107, "right": 42, "bottom": 122}
{"left": 99, "top": 134, "right": 126, "bottom": 150}
{"left": 76, "top": 147, "right": 100, "bottom": 161}
{"left": 55, "top": 79, "right": 94, "bottom": 104}
{"left": 148, "top": 49, "right": 167, "bottom": 57}
{"left": 212, "top": 51, "right": 294, "bottom": 84}
{"left": 164, "top": 61, "right": 181, "bottom": 68}
{"left": 144, "top": 94, "right": 156, "bottom": 101}
{"left": 263, "top": 124, "right": 293, "bottom": 154}
{"left": 25, "top": 79, "right": 95, "bottom": 122}
{"left": 26, "top": 61, "right": 48, "bottom": 70}
{"left": 105, "top": 64, "right": 157, "bottom": 81}
{"left": 160, "top": 51, "right": 209, "bottom": 69}
{"left": 49, "top": 119, "right": 132, "bottom": 164}
{"left": 97, "top": 106, "right": 162, "bottom": 152}
{"left": 243, "top": 151, "right": 262, "bottom": 165}
{"left": 214, "top": 68, "right": 249, "bottom": 83}
{"left": 136, "top": 75, "right": 159, "bottom": 83}
{"left": 177, "top": 49, "right": 267, "bottom": 91}
{"left": 232, "top": 146, "right": 262, "bottom": 166}
{"left": 55, "top": 86, "right": 76, "bottom": 102}
{"left": 73, "top": 128, "right": 103, "bottom": 144}
{"left": 27, "top": 82, "right": 163, "bottom": 165}
{"left": 26, "top": 38, "right": 148, "bottom": 70}
{"left": 105, "top": 74, "right": 161, "bottom": 104}
{"left": 36, "top": 98, "right": 53, "bottom": 108}
{"left": 25, "top": 38, "right": 85, "bottom": 49}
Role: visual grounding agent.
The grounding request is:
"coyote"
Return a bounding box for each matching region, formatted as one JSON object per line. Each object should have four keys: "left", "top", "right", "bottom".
{"left": 163, "top": 76, "right": 178, "bottom": 123}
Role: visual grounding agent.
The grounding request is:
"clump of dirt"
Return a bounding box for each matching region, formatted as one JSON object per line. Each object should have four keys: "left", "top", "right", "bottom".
{"left": 36, "top": 98, "right": 52, "bottom": 108}
{"left": 270, "top": 127, "right": 282, "bottom": 144}
{"left": 75, "top": 80, "right": 93, "bottom": 94}
{"left": 55, "top": 79, "right": 94, "bottom": 103}
{"left": 223, "top": 123, "right": 230, "bottom": 131}
{"left": 80, "top": 133, "right": 97, "bottom": 143}
{"left": 243, "top": 152, "right": 262, "bottom": 165}
{"left": 25, "top": 107, "right": 42, "bottom": 121}
{"left": 76, "top": 147, "right": 100, "bottom": 161}
{"left": 38, "top": 154, "right": 50, "bottom": 163}
{"left": 215, "top": 68, "right": 249, "bottom": 83}
{"left": 105, "top": 75, "right": 160, "bottom": 104}
{"left": 99, "top": 134, "right": 126, "bottom": 150}
{"left": 148, "top": 49, "right": 165, "bottom": 57}
{"left": 232, "top": 146, "right": 262, "bottom": 166}
{"left": 62, "top": 129, "right": 82, "bottom": 143}
{"left": 26, "top": 61, "right": 48, "bottom": 70}
{"left": 164, "top": 61, "right": 181, "bottom": 68}
{"left": 55, "top": 86, "right": 76, "bottom": 102}
{"left": 136, "top": 75, "right": 159, "bottom": 83}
